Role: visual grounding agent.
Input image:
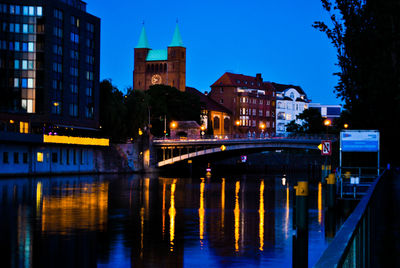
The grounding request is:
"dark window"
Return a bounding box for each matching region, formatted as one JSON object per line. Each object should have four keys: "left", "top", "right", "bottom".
{"left": 3, "top": 152, "right": 8, "bottom": 163}
{"left": 23, "top": 152, "right": 28, "bottom": 163}
{"left": 52, "top": 152, "right": 58, "bottom": 163}
{"left": 224, "top": 118, "right": 230, "bottom": 132}
{"left": 213, "top": 116, "right": 220, "bottom": 130}
{"left": 73, "top": 149, "right": 76, "bottom": 165}
{"left": 59, "top": 148, "right": 63, "bottom": 164}
{"left": 66, "top": 149, "right": 70, "bottom": 165}
{"left": 13, "top": 152, "right": 18, "bottom": 163}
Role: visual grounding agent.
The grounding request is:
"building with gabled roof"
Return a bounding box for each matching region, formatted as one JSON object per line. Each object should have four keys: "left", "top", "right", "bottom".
{"left": 209, "top": 72, "right": 276, "bottom": 136}
{"left": 133, "top": 24, "right": 186, "bottom": 91}
{"left": 273, "top": 83, "right": 309, "bottom": 134}
{"left": 186, "top": 87, "right": 232, "bottom": 137}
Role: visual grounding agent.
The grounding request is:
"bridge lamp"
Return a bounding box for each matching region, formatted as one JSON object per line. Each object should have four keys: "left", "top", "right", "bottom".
{"left": 220, "top": 145, "right": 226, "bottom": 151}
{"left": 170, "top": 121, "right": 177, "bottom": 129}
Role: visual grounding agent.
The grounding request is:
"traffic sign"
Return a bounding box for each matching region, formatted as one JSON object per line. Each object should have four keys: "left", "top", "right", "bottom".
{"left": 321, "top": 140, "right": 332, "bottom": 156}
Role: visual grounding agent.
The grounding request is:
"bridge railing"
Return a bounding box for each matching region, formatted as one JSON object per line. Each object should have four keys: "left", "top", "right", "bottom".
{"left": 153, "top": 133, "right": 337, "bottom": 142}
{"left": 314, "top": 169, "right": 390, "bottom": 267}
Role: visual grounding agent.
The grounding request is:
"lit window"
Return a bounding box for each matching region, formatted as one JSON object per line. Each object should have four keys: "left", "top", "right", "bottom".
{"left": 19, "top": 121, "right": 29, "bottom": 133}
{"left": 22, "top": 60, "right": 27, "bottom": 69}
{"left": 29, "top": 6, "right": 34, "bottom": 16}
{"left": 27, "top": 78, "right": 33, "bottom": 88}
{"left": 28, "top": 42, "right": 34, "bottom": 52}
{"left": 37, "top": 152, "right": 43, "bottom": 162}
{"left": 23, "top": 6, "right": 28, "bottom": 16}
{"left": 14, "top": 59, "right": 19, "bottom": 69}
{"left": 21, "top": 78, "right": 27, "bottom": 88}
{"left": 14, "top": 78, "right": 19, "bottom": 87}
{"left": 37, "top": 6, "right": 42, "bottom": 16}
{"left": 15, "top": 24, "right": 20, "bottom": 32}
{"left": 23, "top": 24, "right": 28, "bottom": 33}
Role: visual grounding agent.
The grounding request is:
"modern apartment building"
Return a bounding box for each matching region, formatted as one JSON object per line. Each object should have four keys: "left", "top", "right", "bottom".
{"left": 0, "top": 0, "right": 100, "bottom": 135}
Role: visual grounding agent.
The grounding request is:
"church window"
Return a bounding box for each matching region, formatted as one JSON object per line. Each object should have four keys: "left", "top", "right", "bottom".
{"left": 155, "top": 64, "right": 158, "bottom": 72}
{"left": 147, "top": 65, "right": 150, "bottom": 71}
{"left": 151, "top": 64, "right": 154, "bottom": 72}
{"left": 160, "top": 64, "right": 163, "bottom": 72}
{"left": 164, "top": 63, "right": 167, "bottom": 72}
{"left": 213, "top": 116, "right": 220, "bottom": 130}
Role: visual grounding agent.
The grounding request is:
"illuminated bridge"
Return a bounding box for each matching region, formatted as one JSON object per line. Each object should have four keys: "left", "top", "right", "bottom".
{"left": 152, "top": 136, "right": 334, "bottom": 167}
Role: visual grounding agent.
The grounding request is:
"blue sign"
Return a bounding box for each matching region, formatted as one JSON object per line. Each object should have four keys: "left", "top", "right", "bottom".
{"left": 341, "top": 130, "right": 379, "bottom": 152}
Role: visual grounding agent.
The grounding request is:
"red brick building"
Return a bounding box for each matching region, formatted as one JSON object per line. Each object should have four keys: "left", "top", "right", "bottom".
{"left": 209, "top": 73, "right": 276, "bottom": 136}
{"left": 133, "top": 24, "right": 186, "bottom": 91}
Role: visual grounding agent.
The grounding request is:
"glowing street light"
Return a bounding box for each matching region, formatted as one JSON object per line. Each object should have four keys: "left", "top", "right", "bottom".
{"left": 235, "top": 120, "right": 240, "bottom": 126}
{"left": 324, "top": 119, "right": 332, "bottom": 126}
{"left": 344, "top": 123, "right": 349, "bottom": 129}
{"left": 170, "top": 121, "right": 177, "bottom": 129}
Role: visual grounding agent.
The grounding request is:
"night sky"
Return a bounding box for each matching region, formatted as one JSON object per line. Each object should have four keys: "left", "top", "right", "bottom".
{"left": 85, "top": 0, "right": 340, "bottom": 105}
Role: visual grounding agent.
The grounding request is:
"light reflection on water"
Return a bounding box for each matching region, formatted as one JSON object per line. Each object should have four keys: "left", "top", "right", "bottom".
{"left": 0, "top": 173, "right": 342, "bottom": 267}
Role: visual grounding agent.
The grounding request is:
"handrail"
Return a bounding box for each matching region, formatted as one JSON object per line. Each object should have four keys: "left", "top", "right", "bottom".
{"left": 314, "top": 169, "right": 388, "bottom": 267}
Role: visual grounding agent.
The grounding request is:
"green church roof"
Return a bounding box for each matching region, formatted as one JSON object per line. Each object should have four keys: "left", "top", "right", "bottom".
{"left": 135, "top": 26, "right": 150, "bottom": 49}
{"left": 169, "top": 24, "right": 184, "bottom": 47}
{"left": 146, "top": 49, "right": 168, "bottom": 61}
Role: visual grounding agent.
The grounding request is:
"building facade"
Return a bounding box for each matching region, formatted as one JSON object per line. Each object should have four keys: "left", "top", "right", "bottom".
{"left": 308, "top": 103, "right": 342, "bottom": 121}
{"left": 209, "top": 73, "right": 276, "bottom": 136}
{"left": 0, "top": 0, "right": 100, "bottom": 135}
{"left": 133, "top": 24, "right": 186, "bottom": 92}
{"left": 273, "top": 83, "right": 308, "bottom": 134}
{"left": 186, "top": 86, "right": 232, "bottom": 137}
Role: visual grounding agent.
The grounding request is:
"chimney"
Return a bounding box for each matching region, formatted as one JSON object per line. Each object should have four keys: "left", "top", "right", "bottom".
{"left": 256, "top": 73, "right": 262, "bottom": 82}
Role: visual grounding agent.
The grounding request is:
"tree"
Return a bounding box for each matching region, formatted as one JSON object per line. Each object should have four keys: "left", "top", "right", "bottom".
{"left": 314, "top": 0, "right": 400, "bottom": 163}
{"left": 146, "top": 85, "right": 201, "bottom": 137}
{"left": 285, "top": 108, "right": 325, "bottom": 134}
{"left": 99, "top": 80, "right": 127, "bottom": 141}
{"left": 124, "top": 88, "right": 149, "bottom": 138}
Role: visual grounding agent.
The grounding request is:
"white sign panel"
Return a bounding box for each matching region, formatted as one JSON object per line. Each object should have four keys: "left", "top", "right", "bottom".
{"left": 341, "top": 130, "right": 379, "bottom": 152}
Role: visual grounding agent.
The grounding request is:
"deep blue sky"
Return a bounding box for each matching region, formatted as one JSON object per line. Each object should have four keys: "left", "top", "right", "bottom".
{"left": 85, "top": 0, "right": 340, "bottom": 104}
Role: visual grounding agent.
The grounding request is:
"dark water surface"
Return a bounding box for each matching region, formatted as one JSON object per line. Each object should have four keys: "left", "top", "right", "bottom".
{"left": 0, "top": 173, "right": 341, "bottom": 267}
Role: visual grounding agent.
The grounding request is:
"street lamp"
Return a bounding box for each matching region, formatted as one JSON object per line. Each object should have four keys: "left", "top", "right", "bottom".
{"left": 323, "top": 119, "right": 331, "bottom": 136}
{"left": 344, "top": 123, "right": 349, "bottom": 129}
{"left": 259, "top": 122, "right": 266, "bottom": 138}
{"left": 170, "top": 121, "right": 177, "bottom": 129}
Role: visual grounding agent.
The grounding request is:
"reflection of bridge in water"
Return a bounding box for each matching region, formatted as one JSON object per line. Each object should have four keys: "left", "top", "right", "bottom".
{"left": 153, "top": 135, "right": 336, "bottom": 167}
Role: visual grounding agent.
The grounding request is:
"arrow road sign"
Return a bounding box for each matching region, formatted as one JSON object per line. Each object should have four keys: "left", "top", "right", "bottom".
{"left": 321, "top": 140, "right": 332, "bottom": 156}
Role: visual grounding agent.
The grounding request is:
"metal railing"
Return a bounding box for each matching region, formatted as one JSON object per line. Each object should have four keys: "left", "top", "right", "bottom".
{"left": 336, "top": 167, "right": 383, "bottom": 199}
{"left": 314, "top": 169, "right": 390, "bottom": 267}
{"left": 153, "top": 133, "right": 337, "bottom": 143}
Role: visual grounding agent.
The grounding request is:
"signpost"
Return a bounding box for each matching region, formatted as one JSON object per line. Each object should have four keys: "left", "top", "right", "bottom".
{"left": 321, "top": 140, "right": 332, "bottom": 156}
{"left": 340, "top": 130, "right": 380, "bottom": 174}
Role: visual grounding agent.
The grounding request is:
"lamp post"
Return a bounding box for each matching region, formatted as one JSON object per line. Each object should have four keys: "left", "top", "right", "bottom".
{"left": 200, "top": 125, "right": 205, "bottom": 139}
{"left": 323, "top": 119, "right": 331, "bottom": 135}
{"left": 259, "top": 122, "right": 266, "bottom": 138}
{"left": 235, "top": 120, "right": 240, "bottom": 138}
{"left": 170, "top": 121, "right": 177, "bottom": 139}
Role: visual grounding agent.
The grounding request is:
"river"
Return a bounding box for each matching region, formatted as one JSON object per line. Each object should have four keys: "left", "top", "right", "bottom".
{"left": 0, "top": 172, "right": 343, "bottom": 267}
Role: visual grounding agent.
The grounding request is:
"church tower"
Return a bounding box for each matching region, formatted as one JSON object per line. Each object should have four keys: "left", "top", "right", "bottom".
{"left": 133, "top": 26, "right": 150, "bottom": 91}
{"left": 133, "top": 24, "right": 186, "bottom": 92}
